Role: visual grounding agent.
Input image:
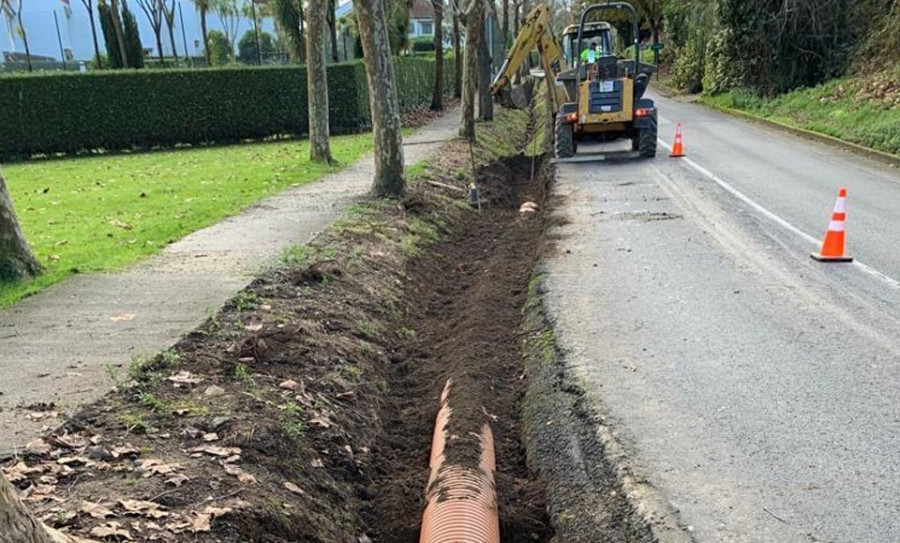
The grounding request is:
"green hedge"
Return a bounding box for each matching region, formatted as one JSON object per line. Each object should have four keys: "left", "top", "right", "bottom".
{"left": 0, "top": 58, "right": 454, "bottom": 160}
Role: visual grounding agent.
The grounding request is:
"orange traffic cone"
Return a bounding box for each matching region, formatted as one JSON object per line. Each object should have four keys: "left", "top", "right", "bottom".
{"left": 670, "top": 123, "right": 685, "bottom": 157}
{"left": 811, "top": 187, "right": 853, "bottom": 262}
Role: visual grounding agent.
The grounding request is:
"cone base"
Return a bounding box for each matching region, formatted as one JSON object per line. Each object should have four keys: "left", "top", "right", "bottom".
{"left": 811, "top": 252, "right": 853, "bottom": 262}
{"left": 669, "top": 153, "right": 685, "bottom": 158}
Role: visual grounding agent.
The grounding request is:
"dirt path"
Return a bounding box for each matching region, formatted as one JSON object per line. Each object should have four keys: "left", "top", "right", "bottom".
{"left": 0, "top": 109, "right": 460, "bottom": 454}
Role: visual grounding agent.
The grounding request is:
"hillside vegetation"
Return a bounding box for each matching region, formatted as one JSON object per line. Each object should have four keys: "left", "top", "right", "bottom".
{"left": 663, "top": 0, "right": 899, "bottom": 154}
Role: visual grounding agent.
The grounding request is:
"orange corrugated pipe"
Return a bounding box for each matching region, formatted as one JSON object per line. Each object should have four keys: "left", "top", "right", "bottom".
{"left": 420, "top": 380, "right": 500, "bottom": 543}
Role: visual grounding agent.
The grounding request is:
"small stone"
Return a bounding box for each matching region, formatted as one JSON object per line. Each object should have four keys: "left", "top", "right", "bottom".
{"left": 204, "top": 385, "right": 225, "bottom": 397}
{"left": 210, "top": 416, "right": 232, "bottom": 430}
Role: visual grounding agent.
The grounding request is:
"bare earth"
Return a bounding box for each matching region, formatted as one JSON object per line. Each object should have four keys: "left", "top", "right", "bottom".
{"left": 0, "top": 109, "right": 460, "bottom": 453}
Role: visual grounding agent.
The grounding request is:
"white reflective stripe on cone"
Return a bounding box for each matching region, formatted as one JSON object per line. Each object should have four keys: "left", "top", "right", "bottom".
{"left": 834, "top": 197, "right": 847, "bottom": 213}
{"left": 828, "top": 220, "right": 845, "bottom": 232}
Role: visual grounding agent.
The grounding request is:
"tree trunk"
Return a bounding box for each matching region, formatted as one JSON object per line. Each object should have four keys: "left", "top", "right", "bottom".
{"left": 167, "top": 21, "right": 179, "bottom": 64}
{"left": 327, "top": 0, "right": 339, "bottom": 63}
{"left": 87, "top": 3, "right": 103, "bottom": 68}
{"left": 501, "top": 0, "right": 508, "bottom": 43}
{"left": 452, "top": 7, "right": 461, "bottom": 98}
{"left": 476, "top": 13, "right": 492, "bottom": 120}
{"left": 0, "top": 471, "right": 93, "bottom": 543}
{"left": 110, "top": 0, "right": 129, "bottom": 67}
{"left": 298, "top": 1, "right": 306, "bottom": 63}
{"left": 16, "top": 6, "right": 32, "bottom": 73}
{"left": 430, "top": 0, "right": 444, "bottom": 110}
{"left": 355, "top": 0, "right": 406, "bottom": 198}
{"left": 306, "top": 0, "right": 333, "bottom": 163}
{"left": 200, "top": 7, "right": 211, "bottom": 66}
{"left": 154, "top": 30, "right": 165, "bottom": 64}
{"left": 459, "top": 0, "right": 482, "bottom": 140}
{"left": 0, "top": 170, "right": 41, "bottom": 285}
{"left": 513, "top": 0, "right": 519, "bottom": 35}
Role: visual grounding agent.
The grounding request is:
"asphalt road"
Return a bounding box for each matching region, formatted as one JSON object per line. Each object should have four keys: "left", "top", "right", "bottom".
{"left": 544, "top": 90, "right": 900, "bottom": 543}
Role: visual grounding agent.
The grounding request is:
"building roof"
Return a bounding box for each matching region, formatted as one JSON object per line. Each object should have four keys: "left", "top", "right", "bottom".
{"left": 410, "top": 0, "right": 434, "bottom": 20}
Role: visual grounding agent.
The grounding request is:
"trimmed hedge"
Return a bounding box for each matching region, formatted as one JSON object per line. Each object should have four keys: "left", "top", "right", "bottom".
{"left": 0, "top": 58, "right": 455, "bottom": 160}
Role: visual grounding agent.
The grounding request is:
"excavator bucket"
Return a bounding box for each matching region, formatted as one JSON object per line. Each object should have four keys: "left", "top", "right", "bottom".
{"left": 509, "top": 78, "right": 535, "bottom": 109}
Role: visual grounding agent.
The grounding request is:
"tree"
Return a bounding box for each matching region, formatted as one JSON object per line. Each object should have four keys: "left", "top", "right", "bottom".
{"left": 430, "top": 0, "right": 444, "bottom": 110}
{"left": 207, "top": 28, "right": 231, "bottom": 64}
{"left": 238, "top": 28, "right": 275, "bottom": 63}
{"left": 0, "top": 168, "right": 40, "bottom": 284}
{"left": 270, "top": 0, "right": 304, "bottom": 63}
{"left": 162, "top": 0, "right": 179, "bottom": 64}
{"left": 191, "top": 0, "right": 212, "bottom": 65}
{"left": 306, "top": 0, "right": 333, "bottom": 163}
{"left": 1, "top": 0, "right": 32, "bottom": 72}
{"left": 459, "top": 0, "right": 482, "bottom": 140}
{"left": 633, "top": 0, "right": 665, "bottom": 48}
{"left": 79, "top": 0, "right": 104, "bottom": 68}
{"left": 137, "top": 0, "right": 166, "bottom": 64}
{"left": 355, "top": 0, "right": 406, "bottom": 198}
{"left": 476, "top": 3, "right": 492, "bottom": 120}
{"left": 121, "top": 0, "right": 144, "bottom": 68}
{"left": 212, "top": 0, "right": 243, "bottom": 62}
{"left": 98, "top": 0, "right": 124, "bottom": 68}
{"left": 451, "top": 0, "right": 462, "bottom": 97}
{"left": 501, "top": 0, "right": 508, "bottom": 42}
{"left": 108, "top": 0, "right": 130, "bottom": 67}
{"left": 0, "top": 470, "right": 93, "bottom": 543}
{"left": 327, "top": 0, "right": 339, "bottom": 62}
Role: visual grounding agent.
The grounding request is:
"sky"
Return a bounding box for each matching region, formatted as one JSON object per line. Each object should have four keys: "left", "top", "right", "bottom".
{"left": 1, "top": 0, "right": 276, "bottom": 62}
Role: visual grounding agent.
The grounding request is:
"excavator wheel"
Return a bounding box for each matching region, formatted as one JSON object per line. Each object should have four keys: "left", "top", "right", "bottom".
{"left": 555, "top": 115, "right": 575, "bottom": 158}
{"left": 638, "top": 112, "right": 658, "bottom": 158}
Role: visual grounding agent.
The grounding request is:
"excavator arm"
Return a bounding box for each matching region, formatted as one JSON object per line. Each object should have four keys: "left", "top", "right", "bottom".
{"left": 490, "top": 4, "right": 567, "bottom": 113}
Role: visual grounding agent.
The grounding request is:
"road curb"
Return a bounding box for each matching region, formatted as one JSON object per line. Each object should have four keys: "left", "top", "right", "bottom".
{"left": 700, "top": 101, "right": 900, "bottom": 169}
{"left": 520, "top": 270, "right": 695, "bottom": 543}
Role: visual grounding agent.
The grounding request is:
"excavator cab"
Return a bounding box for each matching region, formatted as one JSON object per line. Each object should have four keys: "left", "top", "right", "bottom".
{"left": 489, "top": 2, "right": 658, "bottom": 161}
{"left": 554, "top": 2, "right": 658, "bottom": 160}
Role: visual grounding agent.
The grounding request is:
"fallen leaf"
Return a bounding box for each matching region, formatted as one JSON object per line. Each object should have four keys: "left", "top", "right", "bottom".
{"left": 138, "top": 459, "right": 182, "bottom": 477}
{"left": 54, "top": 433, "right": 89, "bottom": 449}
{"left": 164, "top": 474, "right": 190, "bottom": 487}
{"left": 168, "top": 371, "right": 203, "bottom": 386}
{"left": 278, "top": 380, "right": 298, "bottom": 390}
{"left": 283, "top": 482, "right": 305, "bottom": 495}
{"left": 309, "top": 414, "right": 332, "bottom": 428}
{"left": 202, "top": 433, "right": 219, "bottom": 442}
{"left": 112, "top": 443, "right": 140, "bottom": 458}
{"left": 90, "top": 521, "right": 133, "bottom": 540}
{"left": 81, "top": 501, "right": 115, "bottom": 519}
{"left": 245, "top": 322, "right": 263, "bottom": 332}
{"left": 222, "top": 463, "right": 257, "bottom": 483}
{"left": 311, "top": 458, "right": 324, "bottom": 468}
{"left": 119, "top": 499, "right": 169, "bottom": 519}
{"left": 188, "top": 445, "right": 241, "bottom": 457}
{"left": 25, "top": 438, "right": 52, "bottom": 455}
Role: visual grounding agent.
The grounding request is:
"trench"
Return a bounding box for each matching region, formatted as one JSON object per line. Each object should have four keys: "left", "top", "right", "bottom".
{"left": 363, "top": 154, "right": 554, "bottom": 542}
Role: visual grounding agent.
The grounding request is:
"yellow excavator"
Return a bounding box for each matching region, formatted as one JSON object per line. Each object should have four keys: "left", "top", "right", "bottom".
{"left": 491, "top": 2, "right": 658, "bottom": 161}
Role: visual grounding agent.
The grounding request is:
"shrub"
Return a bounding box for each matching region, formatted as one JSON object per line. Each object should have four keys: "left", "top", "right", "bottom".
{"left": 207, "top": 30, "right": 232, "bottom": 66}
{"left": 411, "top": 36, "right": 435, "bottom": 52}
{"left": 0, "top": 58, "right": 455, "bottom": 160}
{"left": 238, "top": 30, "right": 277, "bottom": 65}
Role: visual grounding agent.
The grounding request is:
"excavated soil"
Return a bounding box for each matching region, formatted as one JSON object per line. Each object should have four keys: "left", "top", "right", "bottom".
{"left": 365, "top": 154, "right": 553, "bottom": 542}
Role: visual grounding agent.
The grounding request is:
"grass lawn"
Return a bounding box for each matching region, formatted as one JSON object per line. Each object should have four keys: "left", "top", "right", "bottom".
{"left": 701, "top": 67, "right": 900, "bottom": 156}
{"left": 0, "top": 135, "right": 374, "bottom": 308}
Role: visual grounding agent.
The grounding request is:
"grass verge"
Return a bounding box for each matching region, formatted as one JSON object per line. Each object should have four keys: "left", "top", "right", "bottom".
{"left": 701, "top": 68, "right": 900, "bottom": 157}
{"left": 0, "top": 134, "right": 373, "bottom": 308}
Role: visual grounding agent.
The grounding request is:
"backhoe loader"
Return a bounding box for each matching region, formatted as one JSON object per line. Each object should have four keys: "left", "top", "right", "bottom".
{"left": 491, "top": 2, "right": 658, "bottom": 161}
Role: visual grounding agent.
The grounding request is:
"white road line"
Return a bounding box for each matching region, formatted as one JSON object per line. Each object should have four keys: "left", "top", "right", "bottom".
{"left": 657, "top": 138, "right": 900, "bottom": 289}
